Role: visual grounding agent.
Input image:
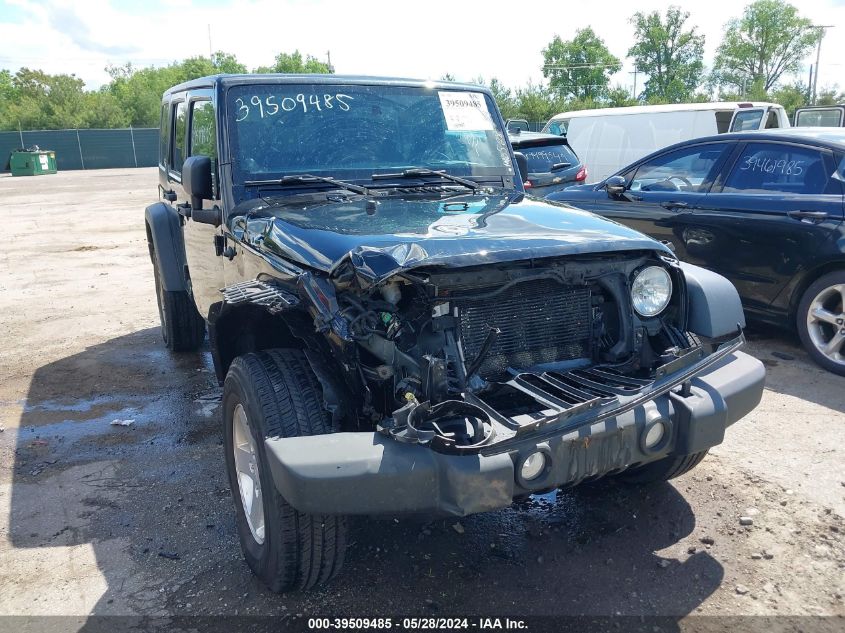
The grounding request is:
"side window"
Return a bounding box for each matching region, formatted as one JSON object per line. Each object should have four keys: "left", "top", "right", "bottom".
{"left": 630, "top": 144, "right": 727, "bottom": 193}
{"left": 158, "top": 103, "right": 169, "bottom": 167}
{"left": 723, "top": 143, "right": 833, "bottom": 195}
{"left": 764, "top": 110, "right": 779, "bottom": 129}
{"left": 190, "top": 101, "right": 217, "bottom": 158}
{"left": 730, "top": 109, "right": 764, "bottom": 132}
{"left": 171, "top": 101, "right": 187, "bottom": 174}
{"left": 795, "top": 108, "right": 844, "bottom": 127}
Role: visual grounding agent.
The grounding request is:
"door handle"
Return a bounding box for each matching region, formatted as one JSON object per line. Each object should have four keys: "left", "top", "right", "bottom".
{"left": 787, "top": 210, "right": 828, "bottom": 222}
{"left": 661, "top": 200, "right": 689, "bottom": 210}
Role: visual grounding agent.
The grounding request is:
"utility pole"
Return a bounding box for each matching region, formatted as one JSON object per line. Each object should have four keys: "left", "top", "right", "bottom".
{"left": 208, "top": 24, "right": 213, "bottom": 60}
{"left": 629, "top": 69, "right": 638, "bottom": 100}
{"left": 327, "top": 50, "right": 334, "bottom": 73}
{"left": 811, "top": 25, "right": 834, "bottom": 105}
{"left": 807, "top": 64, "right": 814, "bottom": 103}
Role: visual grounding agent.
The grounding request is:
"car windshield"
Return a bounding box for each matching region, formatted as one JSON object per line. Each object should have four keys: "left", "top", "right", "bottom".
{"left": 226, "top": 84, "right": 513, "bottom": 184}
{"left": 519, "top": 141, "right": 579, "bottom": 174}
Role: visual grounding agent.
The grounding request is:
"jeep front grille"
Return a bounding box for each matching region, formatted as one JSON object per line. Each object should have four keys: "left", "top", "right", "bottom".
{"left": 457, "top": 279, "right": 592, "bottom": 380}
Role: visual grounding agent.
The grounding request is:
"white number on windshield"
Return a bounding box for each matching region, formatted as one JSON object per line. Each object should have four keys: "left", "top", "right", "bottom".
{"left": 234, "top": 93, "right": 353, "bottom": 121}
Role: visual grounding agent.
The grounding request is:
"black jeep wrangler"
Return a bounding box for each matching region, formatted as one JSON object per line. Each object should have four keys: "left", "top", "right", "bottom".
{"left": 145, "top": 74, "right": 765, "bottom": 592}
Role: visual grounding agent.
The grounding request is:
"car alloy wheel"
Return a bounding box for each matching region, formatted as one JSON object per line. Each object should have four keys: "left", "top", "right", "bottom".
{"left": 805, "top": 283, "right": 845, "bottom": 366}
{"left": 232, "top": 403, "right": 265, "bottom": 545}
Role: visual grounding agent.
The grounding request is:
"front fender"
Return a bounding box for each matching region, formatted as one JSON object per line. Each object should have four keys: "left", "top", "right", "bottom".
{"left": 145, "top": 202, "right": 187, "bottom": 292}
{"left": 680, "top": 262, "right": 745, "bottom": 338}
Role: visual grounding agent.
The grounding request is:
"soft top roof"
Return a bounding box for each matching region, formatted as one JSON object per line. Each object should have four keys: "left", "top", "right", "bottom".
{"left": 163, "top": 74, "right": 492, "bottom": 98}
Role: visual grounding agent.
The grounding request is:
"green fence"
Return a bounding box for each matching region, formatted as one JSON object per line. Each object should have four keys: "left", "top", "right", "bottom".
{"left": 1, "top": 128, "right": 158, "bottom": 172}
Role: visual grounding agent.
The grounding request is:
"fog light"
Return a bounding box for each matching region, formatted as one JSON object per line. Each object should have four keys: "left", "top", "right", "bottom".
{"left": 520, "top": 451, "right": 547, "bottom": 481}
{"left": 644, "top": 422, "right": 666, "bottom": 449}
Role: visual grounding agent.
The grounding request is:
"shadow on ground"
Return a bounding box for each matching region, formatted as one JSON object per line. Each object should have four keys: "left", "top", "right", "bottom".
{"left": 7, "top": 329, "right": 724, "bottom": 628}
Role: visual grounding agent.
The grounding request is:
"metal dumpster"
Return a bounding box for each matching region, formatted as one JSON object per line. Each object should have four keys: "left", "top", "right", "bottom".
{"left": 9, "top": 149, "right": 57, "bottom": 176}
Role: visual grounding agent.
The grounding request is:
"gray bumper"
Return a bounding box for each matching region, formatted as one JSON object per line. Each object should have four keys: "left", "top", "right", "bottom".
{"left": 264, "top": 350, "right": 765, "bottom": 517}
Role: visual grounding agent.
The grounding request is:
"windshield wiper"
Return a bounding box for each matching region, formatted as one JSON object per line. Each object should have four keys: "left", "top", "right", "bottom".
{"left": 371, "top": 167, "right": 478, "bottom": 190}
{"left": 550, "top": 162, "right": 572, "bottom": 172}
{"left": 244, "top": 174, "right": 372, "bottom": 196}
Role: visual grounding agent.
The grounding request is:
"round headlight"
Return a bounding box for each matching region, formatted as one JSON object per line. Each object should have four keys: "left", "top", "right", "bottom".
{"left": 631, "top": 266, "right": 673, "bottom": 317}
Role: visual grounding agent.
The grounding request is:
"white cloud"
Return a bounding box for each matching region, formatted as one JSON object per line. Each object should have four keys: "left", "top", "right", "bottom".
{"left": 0, "top": 0, "right": 842, "bottom": 94}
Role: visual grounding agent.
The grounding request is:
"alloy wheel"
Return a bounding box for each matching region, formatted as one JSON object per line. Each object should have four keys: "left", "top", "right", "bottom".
{"left": 806, "top": 283, "right": 845, "bottom": 366}
{"left": 232, "top": 403, "right": 265, "bottom": 545}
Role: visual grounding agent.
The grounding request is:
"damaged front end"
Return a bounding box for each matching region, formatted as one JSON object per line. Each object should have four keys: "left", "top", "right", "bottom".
{"left": 296, "top": 250, "right": 744, "bottom": 455}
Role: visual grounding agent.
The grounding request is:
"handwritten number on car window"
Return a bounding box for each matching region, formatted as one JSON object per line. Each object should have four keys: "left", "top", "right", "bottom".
{"left": 336, "top": 94, "right": 353, "bottom": 111}
{"left": 250, "top": 95, "right": 264, "bottom": 118}
{"left": 235, "top": 93, "right": 354, "bottom": 121}
{"left": 740, "top": 155, "right": 804, "bottom": 176}
{"left": 235, "top": 98, "right": 249, "bottom": 122}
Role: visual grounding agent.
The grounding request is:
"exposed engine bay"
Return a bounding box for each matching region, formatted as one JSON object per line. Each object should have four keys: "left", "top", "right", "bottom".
{"left": 238, "top": 249, "right": 750, "bottom": 456}
{"left": 219, "top": 247, "right": 747, "bottom": 456}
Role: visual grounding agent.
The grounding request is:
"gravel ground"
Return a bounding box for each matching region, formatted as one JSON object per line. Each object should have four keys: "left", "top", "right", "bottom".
{"left": 0, "top": 169, "right": 843, "bottom": 630}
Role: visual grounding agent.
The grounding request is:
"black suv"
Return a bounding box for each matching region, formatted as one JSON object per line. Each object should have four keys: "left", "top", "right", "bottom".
{"left": 145, "top": 74, "right": 764, "bottom": 591}
{"left": 509, "top": 130, "right": 586, "bottom": 194}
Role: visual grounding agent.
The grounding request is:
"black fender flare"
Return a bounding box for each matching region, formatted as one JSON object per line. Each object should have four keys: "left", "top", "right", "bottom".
{"left": 144, "top": 202, "right": 188, "bottom": 292}
{"left": 679, "top": 262, "right": 746, "bottom": 338}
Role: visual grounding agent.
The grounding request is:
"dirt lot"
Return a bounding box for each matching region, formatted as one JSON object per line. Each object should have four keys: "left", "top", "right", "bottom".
{"left": 0, "top": 168, "right": 843, "bottom": 629}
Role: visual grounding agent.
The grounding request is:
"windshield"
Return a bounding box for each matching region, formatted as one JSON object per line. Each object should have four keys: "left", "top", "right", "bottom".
{"left": 226, "top": 84, "right": 513, "bottom": 183}
{"left": 543, "top": 119, "right": 569, "bottom": 136}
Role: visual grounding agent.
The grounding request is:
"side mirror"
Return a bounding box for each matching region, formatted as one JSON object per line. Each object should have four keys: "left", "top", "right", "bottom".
{"left": 605, "top": 175, "right": 627, "bottom": 197}
{"left": 513, "top": 152, "right": 529, "bottom": 185}
{"left": 182, "top": 155, "right": 213, "bottom": 210}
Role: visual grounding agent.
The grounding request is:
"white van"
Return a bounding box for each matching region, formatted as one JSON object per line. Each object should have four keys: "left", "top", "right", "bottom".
{"left": 542, "top": 102, "right": 790, "bottom": 182}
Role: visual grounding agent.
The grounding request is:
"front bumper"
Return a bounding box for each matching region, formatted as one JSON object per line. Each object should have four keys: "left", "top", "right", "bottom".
{"left": 264, "top": 350, "right": 765, "bottom": 517}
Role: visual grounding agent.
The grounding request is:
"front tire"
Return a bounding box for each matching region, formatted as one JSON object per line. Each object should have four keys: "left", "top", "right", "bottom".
{"left": 151, "top": 247, "right": 205, "bottom": 352}
{"left": 616, "top": 450, "right": 708, "bottom": 484}
{"left": 797, "top": 271, "right": 845, "bottom": 376}
{"left": 223, "top": 349, "right": 347, "bottom": 592}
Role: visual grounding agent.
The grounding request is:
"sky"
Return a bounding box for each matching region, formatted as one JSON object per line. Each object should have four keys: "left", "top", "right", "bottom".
{"left": 0, "top": 0, "right": 843, "bottom": 94}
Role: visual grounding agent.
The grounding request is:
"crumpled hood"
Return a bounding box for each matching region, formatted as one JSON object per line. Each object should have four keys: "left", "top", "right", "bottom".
{"left": 233, "top": 192, "right": 671, "bottom": 284}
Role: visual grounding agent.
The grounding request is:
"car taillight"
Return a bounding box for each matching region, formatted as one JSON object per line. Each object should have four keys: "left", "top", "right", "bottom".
{"left": 524, "top": 180, "right": 533, "bottom": 188}
{"left": 575, "top": 166, "right": 587, "bottom": 181}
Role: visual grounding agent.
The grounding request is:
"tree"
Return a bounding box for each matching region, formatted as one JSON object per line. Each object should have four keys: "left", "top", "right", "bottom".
{"left": 1, "top": 68, "right": 91, "bottom": 130}
{"left": 712, "top": 0, "right": 820, "bottom": 93}
{"left": 817, "top": 86, "right": 845, "bottom": 106}
{"left": 607, "top": 86, "right": 637, "bottom": 107}
{"left": 105, "top": 62, "right": 184, "bottom": 127}
{"left": 542, "top": 28, "right": 621, "bottom": 101}
{"left": 769, "top": 81, "right": 808, "bottom": 114}
{"left": 473, "top": 76, "right": 519, "bottom": 119}
{"left": 211, "top": 51, "right": 247, "bottom": 74}
{"left": 261, "top": 50, "right": 333, "bottom": 74}
{"left": 628, "top": 6, "right": 705, "bottom": 102}
{"left": 511, "top": 82, "right": 566, "bottom": 123}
